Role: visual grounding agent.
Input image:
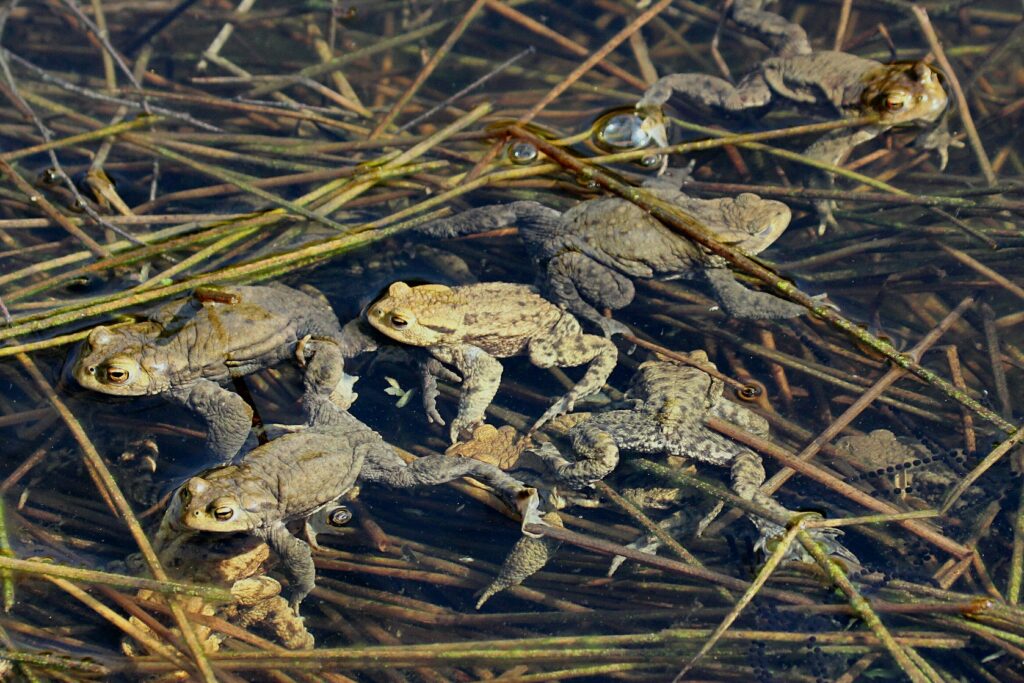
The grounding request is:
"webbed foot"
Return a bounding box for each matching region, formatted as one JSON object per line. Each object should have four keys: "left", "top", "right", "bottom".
{"left": 637, "top": 108, "right": 670, "bottom": 148}
{"left": 449, "top": 415, "right": 484, "bottom": 444}
{"left": 608, "top": 533, "right": 662, "bottom": 577}
{"left": 757, "top": 525, "right": 860, "bottom": 572}
{"left": 302, "top": 519, "right": 321, "bottom": 551}
{"left": 917, "top": 126, "right": 964, "bottom": 171}
{"left": 515, "top": 487, "right": 544, "bottom": 537}
{"left": 813, "top": 198, "right": 839, "bottom": 235}
{"left": 528, "top": 395, "right": 574, "bottom": 438}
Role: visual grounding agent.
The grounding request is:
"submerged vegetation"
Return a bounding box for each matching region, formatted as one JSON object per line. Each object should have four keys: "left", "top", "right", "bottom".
{"left": 0, "top": 0, "right": 1023, "bottom": 680}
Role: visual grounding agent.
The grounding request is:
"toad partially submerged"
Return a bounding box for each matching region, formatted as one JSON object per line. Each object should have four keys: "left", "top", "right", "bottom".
{"left": 518, "top": 353, "right": 853, "bottom": 583}
{"left": 416, "top": 172, "right": 801, "bottom": 337}
{"left": 637, "top": 0, "right": 954, "bottom": 230}
{"left": 366, "top": 281, "right": 618, "bottom": 442}
{"left": 156, "top": 394, "right": 541, "bottom": 613}
{"left": 72, "top": 283, "right": 359, "bottom": 461}
{"left": 832, "top": 429, "right": 962, "bottom": 504}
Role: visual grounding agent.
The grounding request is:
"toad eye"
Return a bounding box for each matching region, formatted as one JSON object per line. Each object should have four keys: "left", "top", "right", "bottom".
{"left": 105, "top": 366, "right": 130, "bottom": 384}
{"left": 212, "top": 506, "right": 234, "bottom": 521}
{"left": 389, "top": 314, "right": 409, "bottom": 329}
{"left": 883, "top": 92, "right": 909, "bottom": 111}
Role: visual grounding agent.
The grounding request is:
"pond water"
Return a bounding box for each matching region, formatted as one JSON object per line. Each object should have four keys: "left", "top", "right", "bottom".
{"left": 0, "top": 0, "right": 1022, "bottom": 681}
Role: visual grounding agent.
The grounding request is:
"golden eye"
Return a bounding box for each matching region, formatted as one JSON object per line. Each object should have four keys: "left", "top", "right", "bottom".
{"left": 105, "top": 366, "right": 130, "bottom": 384}
{"left": 390, "top": 314, "right": 408, "bottom": 329}
{"left": 883, "top": 92, "right": 908, "bottom": 111}
{"left": 212, "top": 506, "right": 234, "bottom": 521}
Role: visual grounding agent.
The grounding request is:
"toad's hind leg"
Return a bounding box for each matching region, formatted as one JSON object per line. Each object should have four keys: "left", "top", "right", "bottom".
{"left": 730, "top": 0, "right": 812, "bottom": 57}
{"left": 170, "top": 379, "right": 253, "bottom": 461}
{"left": 526, "top": 321, "right": 618, "bottom": 434}
{"left": 535, "top": 413, "right": 655, "bottom": 488}
{"left": 257, "top": 522, "right": 315, "bottom": 614}
{"left": 415, "top": 201, "right": 563, "bottom": 238}
{"left": 729, "top": 450, "right": 859, "bottom": 565}
{"left": 297, "top": 337, "right": 358, "bottom": 410}
{"left": 703, "top": 267, "right": 806, "bottom": 319}
{"left": 544, "top": 252, "right": 635, "bottom": 338}
{"left": 359, "top": 446, "right": 540, "bottom": 533}
{"left": 637, "top": 73, "right": 771, "bottom": 112}
{"left": 430, "top": 345, "right": 503, "bottom": 443}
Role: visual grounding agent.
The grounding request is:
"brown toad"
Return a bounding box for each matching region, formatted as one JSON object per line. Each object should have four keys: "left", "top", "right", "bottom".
{"left": 416, "top": 171, "right": 800, "bottom": 337}
{"left": 365, "top": 281, "right": 618, "bottom": 442}
{"left": 637, "top": 0, "right": 954, "bottom": 230}
{"left": 129, "top": 533, "right": 315, "bottom": 654}
{"left": 71, "top": 283, "right": 359, "bottom": 461}
{"left": 156, "top": 393, "right": 541, "bottom": 613}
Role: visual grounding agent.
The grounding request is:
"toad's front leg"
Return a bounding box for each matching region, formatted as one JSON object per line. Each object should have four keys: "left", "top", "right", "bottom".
{"left": 256, "top": 522, "right": 315, "bottom": 614}
{"left": 296, "top": 336, "right": 358, "bottom": 410}
{"left": 801, "top": 125, "right": 885, "bottom": 233}
{"left": 527, "top": 323, "right": 618, "bottom": 435}
{"left": 420, "top": 357, "right": 462, "bottom": 427}
{"left": 703, "top": 267, "right": 808, "bottom": 319}
{"left": 168, "top": 379, "right": 253, "bottom": 461}
{"left": 429, "top": 344, "right": 503, "bottom": 443}
{"left": 544, "top": 252, "right": 635, "bottom": 338}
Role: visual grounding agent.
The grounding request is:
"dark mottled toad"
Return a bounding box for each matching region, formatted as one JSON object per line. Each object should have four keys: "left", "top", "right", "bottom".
{"left": 481, "top": 353, "right": 854, "bottom": 600}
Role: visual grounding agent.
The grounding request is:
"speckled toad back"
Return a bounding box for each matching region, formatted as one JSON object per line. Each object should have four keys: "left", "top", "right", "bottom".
{"left": 365, "top": 281, "right": 618, "bottom": 442}
{"left": 71, "top": 283, "right": 356, "bottom": 461}
{"left": 534, "top": 353, "right": 856, "bottom": 569}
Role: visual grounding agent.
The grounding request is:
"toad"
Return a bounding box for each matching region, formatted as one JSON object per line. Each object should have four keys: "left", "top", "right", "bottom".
{"left": 156, "top": 393, "right": 541, "bottom": 613}
{"left": 533, "top": 352, "right": 853, "bottom": 569}
{"left": 125, "top": 534, "right": 315, "bottom": 655}
{"left": 832, "top": 429, "right": 961, "bottom": 504}
{"left": 365, "top": 281, "right": 618, "bottom": 442}
{"left": 416, "top": 171, "right": 801, "bottom": 337}
{"left": 636, "top": 0, "right": 954, "bottom": 230}
{"left": 72, "top": 283, "right": 360, "bottom": 461}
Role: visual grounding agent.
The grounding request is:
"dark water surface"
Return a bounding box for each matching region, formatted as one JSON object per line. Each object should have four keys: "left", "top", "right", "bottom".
{"left": 0, "top": 1, "right": 1022, "bottom": 681}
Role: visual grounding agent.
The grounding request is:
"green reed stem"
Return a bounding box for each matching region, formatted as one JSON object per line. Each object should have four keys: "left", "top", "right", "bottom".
{"left": 0, "top": 555, "right": 232, "bottom": 601}
{"left": 797, "top": 530, "right": 931, "bottom": 683}
{"left": 1, "top": 114, "right": 159, "bottom": 162}
{"left": 0, "top": 650, "right": 109, "bottom": 675}
{"left": 0, "top": 498, "right": 14, "bottom": 612}
{"left": 674, "top": 515, "right": 810, "bottom": 681}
